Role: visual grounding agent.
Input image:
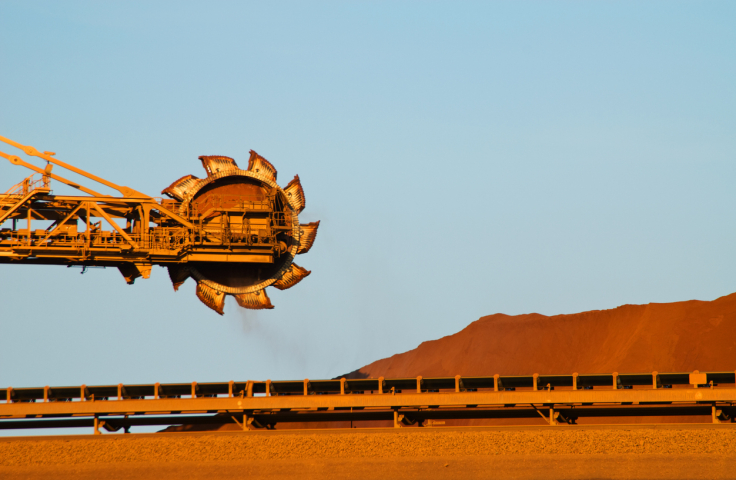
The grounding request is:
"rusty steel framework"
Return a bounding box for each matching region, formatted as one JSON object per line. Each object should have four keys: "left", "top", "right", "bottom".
{"left": 2, "top": 371, "right": 736, "bottom": 434}
{"left": 0, "top": 135, "right": 319, "bottom": 314}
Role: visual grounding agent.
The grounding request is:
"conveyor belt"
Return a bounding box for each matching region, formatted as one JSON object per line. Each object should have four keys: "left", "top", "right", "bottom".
{"left": 2, "top": 371, "right": 735, "bottom": 434}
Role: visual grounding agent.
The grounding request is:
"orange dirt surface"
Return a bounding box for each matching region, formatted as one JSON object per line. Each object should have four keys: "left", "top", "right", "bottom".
{"left": 3, "top": 426, "right": 736, "bottom": 479}
{"left": 348, "top": 292, "right": 736, "bottom": 378}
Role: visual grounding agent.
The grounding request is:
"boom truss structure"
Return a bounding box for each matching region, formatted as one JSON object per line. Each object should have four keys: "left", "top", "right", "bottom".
{"left": 0, "top": 135, "right": 319, "bottom": 314}
{"left": 2, "top": 370, "right": 735, "bottom": 434}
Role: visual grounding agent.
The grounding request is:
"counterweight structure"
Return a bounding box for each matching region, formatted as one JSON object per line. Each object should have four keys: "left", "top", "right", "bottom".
{"left": 0, "top": 135, "right": 319, "bottom": 314}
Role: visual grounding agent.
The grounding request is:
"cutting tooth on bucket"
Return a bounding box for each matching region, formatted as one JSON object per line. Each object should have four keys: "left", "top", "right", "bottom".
{"left": 297, "top": 221, "right": 320, "bottom": 255}
{"left": 167, "top": 265, "right": 190, "bottom": 292}
{"left": 199, "top": 155, "right": 239, "bottom": 177}
{"left": 161, "top": 174, "right": 202, "bottom": 201}
{"left": 234, "top": 290, "right": 274, "bottom": 310}
{"left": 247, "top": 150, "right": 277, "bottom": 182}
{"left": 284, "top": 175, "right": 305, "bottom": 213}
{"left": 273, "top": 263, "right": 311, "bottom": 290}
{"left": 196, "top": 283, "right": 226, "bottom": 315}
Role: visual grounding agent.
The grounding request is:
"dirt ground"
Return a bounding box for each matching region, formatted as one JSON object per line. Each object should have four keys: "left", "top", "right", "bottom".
{"left": 2, "top": 424, "right": 736, "bottom": 479}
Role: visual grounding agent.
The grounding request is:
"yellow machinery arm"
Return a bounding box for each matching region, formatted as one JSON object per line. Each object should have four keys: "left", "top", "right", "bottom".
{"left": 0, "top": 135, "right": 149, "bottom": 198}
{"left": 0, "top": 135, "right": 319, "bottom": 314}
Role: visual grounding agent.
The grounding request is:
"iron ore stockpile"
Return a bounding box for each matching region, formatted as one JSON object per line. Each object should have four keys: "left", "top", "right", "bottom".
{"left": 2, "top": 137, "right": 736, "bottom": 478}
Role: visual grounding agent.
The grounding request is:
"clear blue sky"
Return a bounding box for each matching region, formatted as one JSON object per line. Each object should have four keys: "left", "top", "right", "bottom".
{"left": 1, "top": 1, "right": 734, "bottom": 396}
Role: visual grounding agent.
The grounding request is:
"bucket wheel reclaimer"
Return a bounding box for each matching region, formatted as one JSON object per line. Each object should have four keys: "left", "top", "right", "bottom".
{"left": 0, "top": 135, "right": 319, "bottom": 315}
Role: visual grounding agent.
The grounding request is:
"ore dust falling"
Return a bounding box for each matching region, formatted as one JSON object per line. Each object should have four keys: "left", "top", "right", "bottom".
{"left": 235, "top": 305, "right": 308, "bottom": 376}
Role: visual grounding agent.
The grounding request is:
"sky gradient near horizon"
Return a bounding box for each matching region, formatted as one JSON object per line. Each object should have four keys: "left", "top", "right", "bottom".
{"left": 1, "top": 0, "right": 735, "bottom": 413}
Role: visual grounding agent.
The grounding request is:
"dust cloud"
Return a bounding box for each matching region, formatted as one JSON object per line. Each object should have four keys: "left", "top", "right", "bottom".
{"left": 233, "top": 304, "right": 308, "bottom": 376}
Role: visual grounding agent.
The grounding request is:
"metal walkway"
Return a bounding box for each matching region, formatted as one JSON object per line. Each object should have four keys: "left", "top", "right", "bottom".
{"left": 2, "top": 370, "right": 735, "bottom": 434}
